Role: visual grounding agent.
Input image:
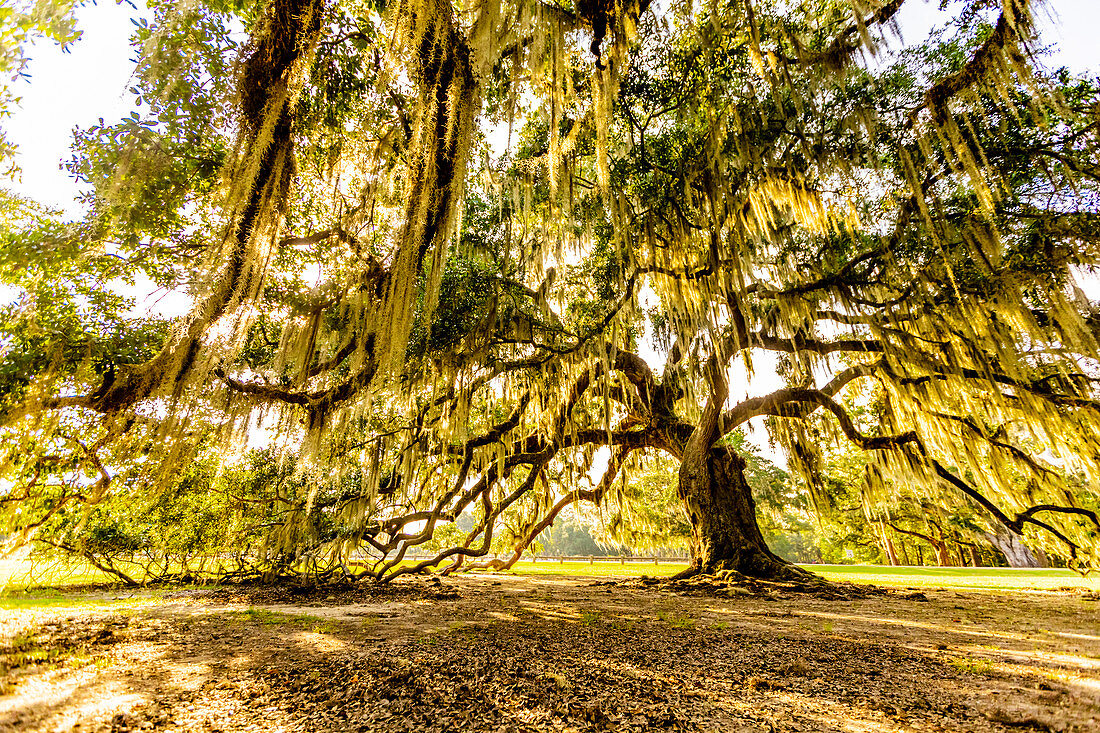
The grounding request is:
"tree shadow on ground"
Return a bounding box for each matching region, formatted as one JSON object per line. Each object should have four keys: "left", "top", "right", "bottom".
{"left": 1, "top": 576, "right": 1098, "bottom": 732}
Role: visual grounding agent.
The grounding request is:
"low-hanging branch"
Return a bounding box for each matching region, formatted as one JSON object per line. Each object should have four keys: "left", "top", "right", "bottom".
{"left": 929, "top": 460, "right": 1098, "bottom": 561}
{"left": 786, "top": 384, "right": 1100, "bottom": 562}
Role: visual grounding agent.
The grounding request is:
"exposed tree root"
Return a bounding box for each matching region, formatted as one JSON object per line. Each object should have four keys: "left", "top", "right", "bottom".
{"left": 670, "top": 549, "right": 819, "bottom": 584}
{"left": 609, "top": 567, "right": 881, "bottom": 600}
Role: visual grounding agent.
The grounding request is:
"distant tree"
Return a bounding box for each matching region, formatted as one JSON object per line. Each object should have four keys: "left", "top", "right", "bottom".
{"left": 537, "top": 516, "right": 618, "bottom": 557}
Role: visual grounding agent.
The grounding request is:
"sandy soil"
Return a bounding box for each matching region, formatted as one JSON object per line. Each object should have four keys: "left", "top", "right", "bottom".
{"left": 1, "top": 574, "right": 1097, "bottom": 732}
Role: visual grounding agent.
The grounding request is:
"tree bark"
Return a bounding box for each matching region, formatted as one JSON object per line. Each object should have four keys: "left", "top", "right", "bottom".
{"left": 883, "top": 535, "right": 899, "bottom": 566}
{"left": 663, "top": 333, "right": 812, "bottom": 582}
{"left": 986, "top": 525, "right": 1049, "bottom": 568}
{"left": 933, "top": 539, "right": 951, "bottom": 567}
{"left": 898, "top": 538, "right": 911, "bottom": 566}
{"left": 676, "top": 445, "right": 808, "bottom": 580}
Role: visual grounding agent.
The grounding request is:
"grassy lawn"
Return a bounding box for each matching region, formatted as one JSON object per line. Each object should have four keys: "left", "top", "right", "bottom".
{"left": 811, "top": 564, "right": 1099, "bottom": 591}
{"left": 495, "top": 561, "right": 1098, "bottom": 591}
{"left": 0, "top": 558, "right": 159, "bottom": 611}
{"left": 0, "top": 558, "right": 120, "bottom": 590}
{"left": 4, "top": 556, "right": 1096, "bottom": 603}
{"left": 501, "top": 559, "right": 688, "bottom": 578}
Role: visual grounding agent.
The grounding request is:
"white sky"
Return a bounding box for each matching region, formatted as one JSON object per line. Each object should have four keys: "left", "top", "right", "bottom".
{"left": 5, "top": 0, "right": 145, "bottom": 213}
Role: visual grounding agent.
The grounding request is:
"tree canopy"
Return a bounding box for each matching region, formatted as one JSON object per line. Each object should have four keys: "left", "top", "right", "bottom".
{"left": 2, "top": 0, "right": 1099, "bottom": 583}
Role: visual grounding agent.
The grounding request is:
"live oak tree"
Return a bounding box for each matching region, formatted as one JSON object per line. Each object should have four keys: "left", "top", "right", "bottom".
{"left": 2, "top": 0, "right": 1100, "bottom": 583}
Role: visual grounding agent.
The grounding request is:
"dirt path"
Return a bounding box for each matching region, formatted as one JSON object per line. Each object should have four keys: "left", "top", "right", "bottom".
{"left": 1, "top": 575, "right": 1097, "bottom": 732}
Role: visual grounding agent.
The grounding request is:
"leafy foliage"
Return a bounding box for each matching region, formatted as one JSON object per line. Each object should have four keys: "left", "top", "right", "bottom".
{"left": 3, "top": 0, "right": 1100, "bottom": 583}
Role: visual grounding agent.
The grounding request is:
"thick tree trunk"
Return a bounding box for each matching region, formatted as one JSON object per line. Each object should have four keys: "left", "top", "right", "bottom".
{"left": 670, "top": 338, "right": 812, "bottom": 583}
{"left": 898, "top": 539, "right": 911, "bottom": 566}
{"left": 933, "top": 539, "right": 952, "bottom": 567}
{"left": 676, "top": 445, "right": 808, "bottom": 580}
{"left": 986, "top": 525, "right": 1049, "bottom": 568}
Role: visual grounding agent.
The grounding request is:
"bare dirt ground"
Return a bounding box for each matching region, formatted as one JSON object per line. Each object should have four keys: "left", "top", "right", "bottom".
{"left": 1, "top": 574, "right": 1098, "bottom": 733}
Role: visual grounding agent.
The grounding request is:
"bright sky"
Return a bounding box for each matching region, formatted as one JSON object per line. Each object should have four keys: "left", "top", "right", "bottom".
{"left": 5, "top": 0, "right": 146, "bottom": 213}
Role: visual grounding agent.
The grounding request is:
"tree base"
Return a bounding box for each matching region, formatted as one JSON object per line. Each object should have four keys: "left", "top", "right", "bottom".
{"left": 664, "top": 552, "right": 876, "bottom": 599}
{"left": 665, "top": 572, "right": 870, "bottom": 600}
{"left": 672, "top": 547, "right": 817, "bottom": 583}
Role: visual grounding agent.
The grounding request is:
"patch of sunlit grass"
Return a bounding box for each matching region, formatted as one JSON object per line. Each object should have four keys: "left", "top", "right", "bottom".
{"left": 657, "top": 610, "right": 695, "bottom": 629}
{"left": 948, "top": 656, "right": 995, "bottom": 675}
{"left": 812, "top": 565, "right": 1098, "bottom": 592}
{"left": 0, "top": 558, "right": 122, "bottom": 593}
{"left": 498, "top": 561, "right": 1096, "bottom": 592}
{"left": 502, "top": 561, "right": 687, "bottom": 578}
{"left": 0, "top": 590, "right": 162, "bottom": 612}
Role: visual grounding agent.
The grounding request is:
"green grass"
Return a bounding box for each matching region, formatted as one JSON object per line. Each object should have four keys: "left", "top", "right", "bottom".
{"left": 0, "top": 558, "right": 182, "bottom": 611}
{"left": 1, "top": 589, "right": 92, "bottom": 611}
{"left": 5, "top": 555, "right": 1096, "bottom": 602}
{"left": 492, "top": 561, "right": 1098, "bottom": 592}
{"left": 948, "top": 656, "right": 995, "bottom": 675}
{"left": 0, "top": 558, "right": 122, "bottom": 593}
{"left": 494, "top": 560, "right": 688, "bottom": 578}
{"left": 580, "top": 610, "right": 601, "bottom": 626}
{"left": 811, "top": 564, "right": 1099, "bottom": 591}
{"left": 6, "top": 630, "right": 70, "bottom": 666}
{"left": 0, "top": 588, "right": 170, "bottom": 612}
{"left": 657, "top": 610, "right": 695, "bottom": 629}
